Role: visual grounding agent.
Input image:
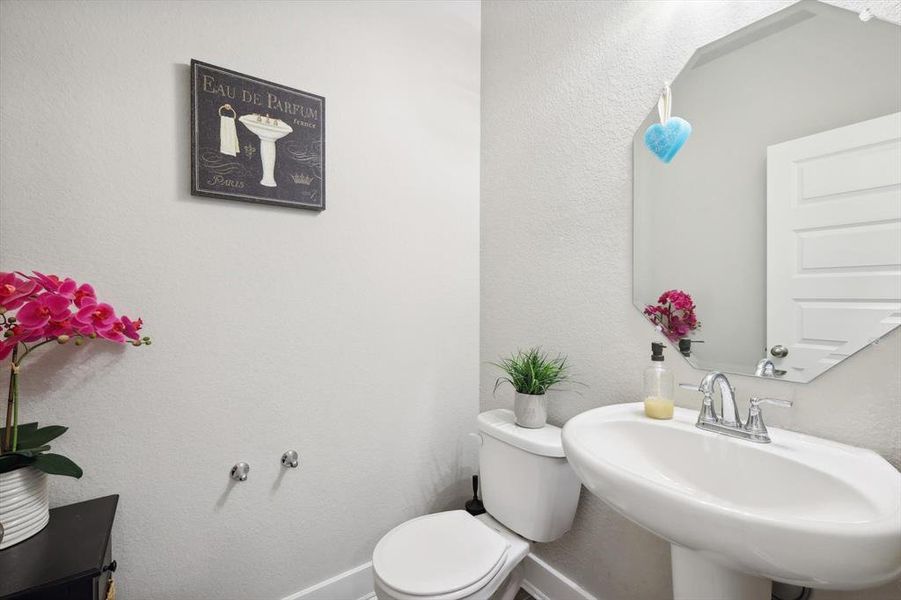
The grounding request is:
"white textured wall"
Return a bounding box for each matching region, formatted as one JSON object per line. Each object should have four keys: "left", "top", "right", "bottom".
{"left": 0, "top": 1, "right": 480, "bottom": 599}
{"left": 481, "top": 1, "right": 901, "bottom": 599}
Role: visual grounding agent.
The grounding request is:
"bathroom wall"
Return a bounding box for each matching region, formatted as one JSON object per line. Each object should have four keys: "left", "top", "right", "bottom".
{"left": 0, "top": 1, "right": 480, "bottom": 599}
{"left": 481, "top": 1, "right": 901, "bottom": 599}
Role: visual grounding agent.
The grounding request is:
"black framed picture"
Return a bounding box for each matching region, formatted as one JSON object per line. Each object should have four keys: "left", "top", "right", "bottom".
{"left": 190, "top": 59, "right": 325, "bottom": 211}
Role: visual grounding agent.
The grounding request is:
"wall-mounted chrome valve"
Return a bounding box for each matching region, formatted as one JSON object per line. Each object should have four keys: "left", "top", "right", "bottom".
{"left": 281, "top": 450, "right": 299, "bottom": 468}
{"left": 230, "top": 462, "right": 250, "bottom": 481}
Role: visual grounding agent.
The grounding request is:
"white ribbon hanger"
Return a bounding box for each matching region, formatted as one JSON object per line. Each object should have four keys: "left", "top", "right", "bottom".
{"left": 657, "top": 82, "right": 672, "bottom": 124}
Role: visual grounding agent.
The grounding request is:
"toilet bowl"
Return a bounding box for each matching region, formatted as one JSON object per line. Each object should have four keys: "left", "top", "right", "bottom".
{"left": 372, "top": 409, "right": 582, "bottom": 600}
{"left": 373, "top": 511, "right": 529, "bottom": 600}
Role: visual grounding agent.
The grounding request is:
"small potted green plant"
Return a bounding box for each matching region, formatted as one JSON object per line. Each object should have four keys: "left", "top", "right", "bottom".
{"left": 493, "top": 348, "right": 572, "bottom": 428}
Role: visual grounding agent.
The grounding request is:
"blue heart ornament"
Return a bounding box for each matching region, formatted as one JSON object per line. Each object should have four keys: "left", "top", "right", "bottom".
{"left": 644, "top": 117, "right": 692, "bottom": 164}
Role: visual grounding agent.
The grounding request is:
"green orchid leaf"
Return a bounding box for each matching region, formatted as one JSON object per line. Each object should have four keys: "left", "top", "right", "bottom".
{"left": 10, "top": 445, "right": 51, "bottom": 458}
{"left": 16, "top": 422, "right": 39, "bottom": 434}
{"left": 32, "top": 453, "right": 83, "bottom": 479}
{"left": 17, "top": 425, "right": 67, "bottom": 449}
{"left": 0, "top": 453, "right": 33, "bottom": 474}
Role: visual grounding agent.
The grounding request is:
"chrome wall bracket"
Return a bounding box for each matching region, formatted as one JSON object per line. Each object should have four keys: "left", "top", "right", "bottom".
{"left": 281, "top": 450, "right": 299, "bottom": 468}
{"left": 230, "top": 462, "right": 250, "bottom": 481}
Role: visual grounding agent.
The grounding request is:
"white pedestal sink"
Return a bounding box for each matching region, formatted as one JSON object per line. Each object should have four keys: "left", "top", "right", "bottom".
{"left": 238, "top": 114, "right": 293, "bottom": 187}
{"left": 562, "top": 403, "right": 901, "bottom": 600}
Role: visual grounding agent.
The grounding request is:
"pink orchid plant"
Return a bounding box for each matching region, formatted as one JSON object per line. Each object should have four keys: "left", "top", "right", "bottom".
{"left": 0, "top": 271, "right": 150, "bottom": 478}
{"left": 643, "top": 289, "right": 700, "bottom": 343}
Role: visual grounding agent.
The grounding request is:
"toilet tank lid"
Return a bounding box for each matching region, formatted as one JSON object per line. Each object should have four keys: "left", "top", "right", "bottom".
{"left": 477, "top": 409, "right": 566, "bottom": 458}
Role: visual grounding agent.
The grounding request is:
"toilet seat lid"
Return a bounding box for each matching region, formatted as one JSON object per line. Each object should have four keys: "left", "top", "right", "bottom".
{"left": 373, "top": 510, "right": 510, "bottom": 597}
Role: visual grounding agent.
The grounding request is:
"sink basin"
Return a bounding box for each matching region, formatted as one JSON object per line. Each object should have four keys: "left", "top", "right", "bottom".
{"left": 238, "top": 114, "right": 293, "bottom": 187}
{"left": 562, "top": 403, "right": 901, "bottom": 598}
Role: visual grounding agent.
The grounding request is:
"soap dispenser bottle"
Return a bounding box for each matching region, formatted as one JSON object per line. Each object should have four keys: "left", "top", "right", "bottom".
{"left": 643, "top": 342, "right": 674, "bottom": 419}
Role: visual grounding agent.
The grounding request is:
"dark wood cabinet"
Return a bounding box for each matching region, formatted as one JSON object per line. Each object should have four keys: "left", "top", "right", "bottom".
{"left": 0, "top": 495, "right": 118, "bottom": 600}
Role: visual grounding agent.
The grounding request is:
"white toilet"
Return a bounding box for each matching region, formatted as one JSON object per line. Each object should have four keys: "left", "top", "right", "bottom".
{"left": 372, "top": 409, "right": 582, "bottom": 600}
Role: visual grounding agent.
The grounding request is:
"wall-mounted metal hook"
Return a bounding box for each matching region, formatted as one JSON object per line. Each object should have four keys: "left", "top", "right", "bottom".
{"left": 230, "top": 462, "right": 250, "bottom": 481}
{"left": 281, "top": 450, "right": 299, "bottom": 468}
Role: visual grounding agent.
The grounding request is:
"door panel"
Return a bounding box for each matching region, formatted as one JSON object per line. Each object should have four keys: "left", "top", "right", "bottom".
{"left": 767, "top": 112, "right": 901, "bottom": 379}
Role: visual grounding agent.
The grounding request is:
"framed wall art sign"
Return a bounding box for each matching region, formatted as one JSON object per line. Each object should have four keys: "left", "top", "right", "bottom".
{"left": 190, "top": 59, "right": 325, "bottom": 211}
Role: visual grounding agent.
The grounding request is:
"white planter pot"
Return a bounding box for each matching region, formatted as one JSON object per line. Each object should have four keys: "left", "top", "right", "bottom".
{"left": 0, "top": 466, "right": 49, "bottom": 549}
{"left": 514, "top": 392, "right": 548, "bottom": 428}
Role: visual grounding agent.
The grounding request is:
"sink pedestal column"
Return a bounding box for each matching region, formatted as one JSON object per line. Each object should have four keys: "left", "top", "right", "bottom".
{"left": 671, "top": 545, "right": 771, "bottom": 600}
{"left": 258, "top": 139, "right": 278, "bottom": 187}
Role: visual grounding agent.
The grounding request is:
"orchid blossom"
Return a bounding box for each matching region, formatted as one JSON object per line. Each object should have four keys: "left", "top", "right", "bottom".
{"left": 644, "top": 289, "right": 700, "bottom": 343}
{"left": 0, "top": 271, "right": 150, "bottom": 457}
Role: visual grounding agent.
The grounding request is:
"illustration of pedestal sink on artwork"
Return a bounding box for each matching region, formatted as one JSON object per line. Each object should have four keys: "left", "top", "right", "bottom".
{"left": 562, "top": 403, "right": 901, "bottom": 600}
{"left": 239, "top": 114, "right": 293, "bottom": 187}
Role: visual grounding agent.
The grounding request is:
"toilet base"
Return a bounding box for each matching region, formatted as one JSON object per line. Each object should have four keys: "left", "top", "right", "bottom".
{"left": 374, "top": 563, "right": 523, "bottom": 600}
{"left": 492, "top": 564, "right": 524, "bottom": 600}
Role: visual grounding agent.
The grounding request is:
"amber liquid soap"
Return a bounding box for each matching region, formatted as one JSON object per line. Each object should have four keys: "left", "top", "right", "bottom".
{"left": 643, "top": 342, "right": 674, "bottom": 419}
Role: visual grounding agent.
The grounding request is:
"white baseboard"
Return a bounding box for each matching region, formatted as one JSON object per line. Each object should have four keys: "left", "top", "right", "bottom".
{"left": 281, "top": 561, "right": 374, "bottom": 600}
{"left": 282, "top": 553, "right": 596, "bottom": 600}
{"left": 522, "top": 553, "right": 598, "bottom": 600}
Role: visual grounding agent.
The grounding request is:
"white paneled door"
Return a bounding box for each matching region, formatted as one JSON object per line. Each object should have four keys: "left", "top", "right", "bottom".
{"left": 766, "top": 112, "right": 901, "bottom": 381}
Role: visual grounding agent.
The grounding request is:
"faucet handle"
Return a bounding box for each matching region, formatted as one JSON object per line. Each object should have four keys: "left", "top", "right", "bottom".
{"left": 749, "top": 397, "right": 792, "bottom": 409}
{"left": 745, "top": 397, "right": 792, "bottom": 441}
{"left": 680, "top": 382, "right": 718, "bottom": 424}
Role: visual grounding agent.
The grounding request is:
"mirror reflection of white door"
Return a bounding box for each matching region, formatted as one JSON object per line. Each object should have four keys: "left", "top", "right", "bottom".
{"left": 767, "top": 112, "right": 901, "bottom": 380}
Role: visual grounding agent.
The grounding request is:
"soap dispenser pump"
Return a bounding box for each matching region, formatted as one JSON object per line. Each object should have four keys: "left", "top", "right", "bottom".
{"left": 643, "top": 342, "right": 674, "bottom": 419}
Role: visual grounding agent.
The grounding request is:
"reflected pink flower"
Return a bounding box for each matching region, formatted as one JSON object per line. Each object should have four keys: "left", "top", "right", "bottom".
{"left": 644, "top": 289, "right": 700, "bottom": 342}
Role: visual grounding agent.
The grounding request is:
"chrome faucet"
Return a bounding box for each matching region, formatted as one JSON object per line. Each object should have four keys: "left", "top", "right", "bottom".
{"left": 754, "top": 357, "right": 786, "bottom": 378}
{"left": 705, "top": 371, "right": 741, "bottom": 427}
{"left": 755, "top": 358, "right": 775, "bottom": 377}
{"left": 681, "top": 371, "right": 792, "bottom": 443}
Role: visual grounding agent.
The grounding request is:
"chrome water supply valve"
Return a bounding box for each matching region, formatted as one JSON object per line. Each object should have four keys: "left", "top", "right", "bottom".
{"left": 230, "top": 462, "right": 250, "bottom": 481}
{"left": 281, "top": 450, "right": 299, "bottom": 468}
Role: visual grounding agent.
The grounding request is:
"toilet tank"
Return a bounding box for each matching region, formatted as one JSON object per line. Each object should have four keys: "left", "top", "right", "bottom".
{"left": 477, "top": 409, "right": 581, "bottom": 543}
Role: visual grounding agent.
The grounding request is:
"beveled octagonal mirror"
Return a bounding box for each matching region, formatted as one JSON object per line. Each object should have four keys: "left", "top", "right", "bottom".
{"left": 633, "top": 0, "right": 901, "bottom": 383}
